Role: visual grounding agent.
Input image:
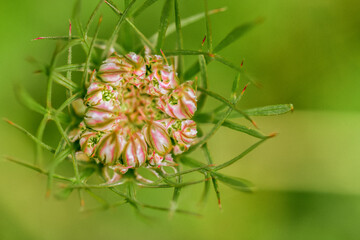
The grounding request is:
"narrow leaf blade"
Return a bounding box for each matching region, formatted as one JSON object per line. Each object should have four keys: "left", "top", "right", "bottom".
{"left": 229, "top": 104, "right": 294, "bottom": 118}
{"left": 132, "top": 0, "right": 159, "bottom": 18}
{"left": 15, "top": 86, "right": 47, "bottom": 115}
{"left": 213, "top": 20, "right": 260, "bottom": 53}
{"left": 212, "top": 172, "right": 254, "bottom": 192}
{"left": 3, "top": 119, "right": 55, "bottom": 153}
{"left": 155, "top": 0, "right": 173, "bottom": 51}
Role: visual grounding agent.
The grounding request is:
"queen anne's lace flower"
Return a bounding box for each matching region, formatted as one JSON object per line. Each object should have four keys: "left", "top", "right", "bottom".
{"left": 71, "top": 52, "right": 198, "bottom": 173}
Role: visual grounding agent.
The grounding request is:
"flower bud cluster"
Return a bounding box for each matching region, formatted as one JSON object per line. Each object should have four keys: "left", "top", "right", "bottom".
{"left": 70, "top": 52, "right": 197, "bottom": 173}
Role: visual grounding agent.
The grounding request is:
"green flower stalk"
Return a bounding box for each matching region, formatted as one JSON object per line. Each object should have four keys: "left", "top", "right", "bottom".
{"left": 4, "top": 0, "right": 293, "bottom": 216}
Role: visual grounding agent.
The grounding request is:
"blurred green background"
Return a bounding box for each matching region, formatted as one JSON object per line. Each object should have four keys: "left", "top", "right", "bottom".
{"left": 1, "top": 0, "right": 360, "bottom": 239}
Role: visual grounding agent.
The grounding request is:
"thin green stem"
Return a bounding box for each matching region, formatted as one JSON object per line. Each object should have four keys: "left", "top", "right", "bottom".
{"left": 204, "top": 0, "right": 213, "bottom": 52}
{"left": 174, "top": 0, "right": 184, "bottom": 81}
{"left": 197, "top": 86, "right": 256, "bottom": 127}
{"left": 104, "top": 0, "right": 155, "bottom": 52}
{"left": 214, "top": 138, "right": 267, "bottom": 171}
{"left": 85, "top": 0, "right": 104, "bottom": 41}
{"left": 140, "top": 203, "right": 201, "bottom": 217}
{"left": 82, "top": 16, "right": 102, "bottom": 87}
{"left": 56, "top": 92, "right": 81, "bottom": 114}
{"left": 156, "top": 0, "right": 173, "bottom": 52}
{"left": 66, "top": 20, "right": 73, "bottom": 114}
{"left": 3, "top": 118, "right": 54, "bottom": 154}
{"left": 163, "top": 164, "right": 213, "bottom": 178}
{"left": 47, "top": 141, "right": 70, "bottom": 196}
{"left": 3, "top": 156, "right": 73, "bottom": 182}
{"left": 35, "top": 115, "right": 50, "bottom": 165}
{"left": 202, "top": 144, "right": 221, "bottom": 208}
{"left": 53, "top": 118, "right": 80, "bottom": 182}
{"left": 197, "top": 55, "right": 208, "bottom": 112}
{"left": 170, "top": 165, "right": 182, "bottom": 217}
{"left": 102, "top": 0, "right": 136, "bottom": 60}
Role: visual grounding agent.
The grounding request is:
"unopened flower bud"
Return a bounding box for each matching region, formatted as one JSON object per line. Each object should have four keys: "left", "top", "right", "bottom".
{"left": 158, "top": 81, "right": 197, "bottom": 119}
{"left": 99, "top": 56, "right": 132, "bottom": 85}
{"left": 79, "top": 130, "right": 104, "bottom": 157}
{"left": 95, "top": 130, "right": 127, "bottom": 165}
{"left": 84, "top": 82, "right": 119, "bottom": 112}
{"left": 126, "top": 52, "right": 146, "bottom": 79}
{"left": 142, "top": 121, "right": 172, "bottom": 155}
{"left": 123, "top": 132, "right": 147, "bottom": 168}
{"left": 173, "top": 120, "right": 197, "bottom": 145}
{"left": 84, "top": 108, "right": 118, "bottom": 131}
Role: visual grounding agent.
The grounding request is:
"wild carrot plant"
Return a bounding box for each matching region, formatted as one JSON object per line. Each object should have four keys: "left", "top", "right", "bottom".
{"left": 4, "top": 0, "right": 293, "bottom": 216}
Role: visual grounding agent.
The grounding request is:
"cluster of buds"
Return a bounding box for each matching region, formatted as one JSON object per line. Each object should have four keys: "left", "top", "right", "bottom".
{"left": 70, "top": 52, "right": 198, "bottom": 175}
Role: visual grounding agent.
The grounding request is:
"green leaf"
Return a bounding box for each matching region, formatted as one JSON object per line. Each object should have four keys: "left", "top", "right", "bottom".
{"left": 201, "top": 144, "right": 221, "bottom": 209}
{"left": 220, "top": 120, "right": 268, "bottom": 139}
{"left": 245, "top": 104, "right": 294, "bottom": 116}
{"left": 32, "top": 36, "right": 79, "bottom": 41}
{"left": 35, "top": 115, "right": 49, "bottom": 165}
{"left": 194, "top": 114, "right": 268, "bottom": 139}
{"left": 72, "top": 0, "right": 85, "bottom": 38}
{"left": 197, "top": 86, "right": 255, "bottom": 126}
{"left": 213, "top": 20, "right": 259, "bottom": 53}
{"left": 53, "top": 118, "right": 80, "bottom": 181}
{"left": 132, "top": 0, "right": 159, "bottom": 18}
{"left": 164, "top": 49, "right": 207, "bottom": 56}
{"left": 56, "top": 92, "right": 82, "bottom": 113}
{"left": 82, "top": 16, "right": 102, "bottom": 87}
{"left": 105, "top": 1, "right": 155, "bottom": 52}
{"left": 163, "top": 164, "right": 213, "bottom": 178}
{"left": 149, "top": 7, "right": 227, "bottom": 44}
{"left": 212, "top": 172, "right": 254, "bottom": 193}
{"left": 192, "top": 107, "right": 233, "bottom": 149}
{"left": 55, "top": 64, "right": 86, "bottom": 73}
{"left": 174, "top": 0, "right": 184, "bottom": 81}
{"left": 156, "top": 0, "right": 173, "bottom": 52}
{"left": 2, "top": 156, "right": 72, "bottom": 182}
{"left": 229, "top": 104, "right": 294, "bottom": 118}
{"left": 210, "top": 175, "right": 221, "bottom": 207}
{"left": 53, "top": 72, "right": 79, "bottom": 91}
{"left": 199, "top": 175, "right": 211, "bottom": 207}
{"left": 198, "top": 55, "right": 208, "bottom": 89}
{"left": 203, "top": 0, "right": 212, "bottom": 52}
{"left": 123, "top": 0, "right": 135, "bottom": 51}
{"left": 55, "top": 187, "right": 74, "bottom": 200}
{"left": 170, "top": 165, "right": 182, "bottom": 218}
{"left": 15, "top": 86, "right": 47, "bottom": 115}
{"left": 180, "top": 156, "right": 210, "bottom": 170}
{"left": 85, "top": 0, "right": 104, "bottom": 41}
{"left": 183, "top": 20, "right": 259, "bottom": 79}
{"left": 214, "top": 138, "right": 267, "bottom": 171}
{"left": 184, "top": 61, "right": 202, "bottom": 80}
{"left": 197, "top": 55, "right": 208, "bottom": 112}
{"left": 67, "top": 20, "right": 73, "bottom": 89}
{"left": 180, "top": 156, "right": 254, "bottom": 193}
{"left": 47, "top": 147, "right": 73, "bottom": 195}
{"left": 213, "top": 55, "right": 260, "bottom": 86}
{"left": 3, "top": 119, "right": 55, "bottom": 153}
{"left": 102, "top": 0, "right": 136, "bottom": 59}
{"left": 231, "top": 73, "right": 241, "bottom": 100}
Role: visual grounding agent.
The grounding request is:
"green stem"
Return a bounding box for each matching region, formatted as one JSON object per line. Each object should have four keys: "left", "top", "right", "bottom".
{"left": 214, "top": 138, "right": 267, "bottom": 171}
{"left": 3, "top": 156, "right": 73, "bottom": 182}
